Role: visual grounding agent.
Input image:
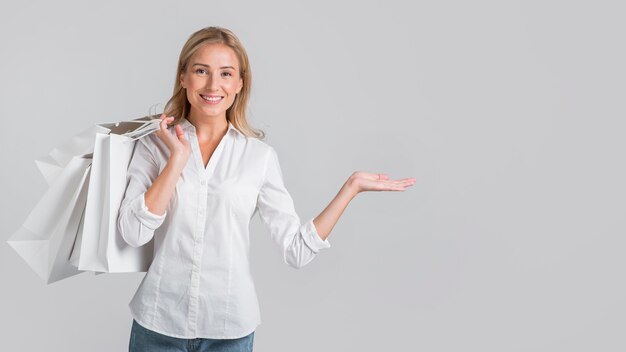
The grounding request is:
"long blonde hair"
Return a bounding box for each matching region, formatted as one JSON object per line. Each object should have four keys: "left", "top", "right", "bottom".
{"left": 163, "top": 26, "right": 265, "bottom": 139}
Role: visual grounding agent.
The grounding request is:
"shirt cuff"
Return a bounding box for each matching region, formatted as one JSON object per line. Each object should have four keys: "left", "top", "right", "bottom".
{"left": 131, "top": 193, "right": 167, "bottom": 230}
{"left": 301, "top": 218, "right": 331, "bottom": 253}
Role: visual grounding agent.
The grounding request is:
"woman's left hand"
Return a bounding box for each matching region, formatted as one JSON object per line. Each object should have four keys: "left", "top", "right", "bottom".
{"left": 347, "top": 171, "right": 416, "bottom": 195}
{"left": 313, "top": 172, "right": 416, "bottom": 241}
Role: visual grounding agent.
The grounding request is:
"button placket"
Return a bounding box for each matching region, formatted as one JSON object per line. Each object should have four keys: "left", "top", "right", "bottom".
{"left": 184, "top": 124, "right": 229, "bottom": 335}
{"left": 188, "top": 180, "right": 208, "bottom": 335}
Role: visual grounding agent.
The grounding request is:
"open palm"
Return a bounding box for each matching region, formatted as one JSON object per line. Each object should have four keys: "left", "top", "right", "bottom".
{"left": 349, "top": 171, "right": 416, "bottom": 194}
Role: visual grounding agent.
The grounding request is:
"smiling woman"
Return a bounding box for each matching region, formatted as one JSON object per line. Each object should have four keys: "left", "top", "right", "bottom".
{"left": 162, "top": 27, "right": 263, "bottom": 140}
{"left": 117, "top": 26, "right": 415, "bottom": 352}
{"left": 180, "top": 44, "right": 242, "bottom": 125}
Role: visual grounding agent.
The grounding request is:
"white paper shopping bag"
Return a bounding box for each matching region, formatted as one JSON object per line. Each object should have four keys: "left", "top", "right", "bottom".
{"left": 7, "top": 155, "right": 92, "bottom": 284}
{"left": 78, "top": 119, "right": 160, "bottom": 273}
{"left": 8, "top": 115, "right": 161, "bottom": 283}
{"left": 35, "top": 125, "right": 109, "bottom": 186}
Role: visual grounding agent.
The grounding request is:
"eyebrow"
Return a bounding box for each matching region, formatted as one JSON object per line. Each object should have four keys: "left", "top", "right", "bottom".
{"left": 192, "top": 63, "right": 236, "bottom": 70}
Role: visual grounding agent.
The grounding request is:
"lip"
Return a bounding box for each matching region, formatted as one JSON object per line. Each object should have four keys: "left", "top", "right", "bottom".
{"left": 200, "top": 94, "right": 224, "bottom": 105}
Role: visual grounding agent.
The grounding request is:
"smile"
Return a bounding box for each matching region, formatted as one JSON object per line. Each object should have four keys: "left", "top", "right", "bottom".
{"left": 200, "top": 95, "right": 224, "bottom": 104}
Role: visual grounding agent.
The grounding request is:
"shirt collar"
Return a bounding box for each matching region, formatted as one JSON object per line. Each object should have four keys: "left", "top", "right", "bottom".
{"left": 178, "top": 117, "right": 244, "bottom": 138}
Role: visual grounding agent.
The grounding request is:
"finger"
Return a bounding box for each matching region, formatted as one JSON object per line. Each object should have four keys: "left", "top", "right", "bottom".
{"left": 382, "top": 180, "right": 414, "bottom": 190}
{"left": 158, "top": 119, "right": 177, "bottom": 144}
{"left": 175, "top": 124, "right": 187, "bottom": 141}
{"left": 161, "top": 116, "right": 176, "bottom": 129}
{"left": 393, "top": 181, "right": 415, "bottom": 189}
{"left": 160, "top": 117, "right": 170, "bottom": 131}
{"left": 386, "top": 182, "right": 409, "bottom": 189}
{"left": 389, "top": 178, "right": 416, "bottom": 184}
{"left": 389, "top": 184, "right": 409, "bottom": 191}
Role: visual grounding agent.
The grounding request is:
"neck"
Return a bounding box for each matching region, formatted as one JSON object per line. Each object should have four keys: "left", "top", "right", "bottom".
{"left": 187, "top": 113, "right": 229, "bottom": 141}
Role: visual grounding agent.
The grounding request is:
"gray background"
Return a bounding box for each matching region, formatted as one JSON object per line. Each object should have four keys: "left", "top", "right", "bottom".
{"left": 1, "top": 0, "right": 624, "bottom": 351}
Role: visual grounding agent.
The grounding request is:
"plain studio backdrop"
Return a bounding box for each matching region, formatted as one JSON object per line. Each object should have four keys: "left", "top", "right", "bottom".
{"left": 1, "top": 0, "right": 624, "bottom": 351}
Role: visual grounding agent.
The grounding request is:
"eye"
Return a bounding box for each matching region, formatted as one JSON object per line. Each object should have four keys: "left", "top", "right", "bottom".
{"left": 222, "top": 72, "right": 232, "bottom": 77}
{"left": 194, "top": 68, "right": 207, "bottom": 75}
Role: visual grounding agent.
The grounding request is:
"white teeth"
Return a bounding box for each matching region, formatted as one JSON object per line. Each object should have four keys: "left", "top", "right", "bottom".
{"left": 201, "top": 95, "right": 223, "bottom": 102}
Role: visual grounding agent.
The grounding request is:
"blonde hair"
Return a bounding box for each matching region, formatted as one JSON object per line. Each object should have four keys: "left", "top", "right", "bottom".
{"left": 163, "top": 26, "right": 265, "bottom": 139}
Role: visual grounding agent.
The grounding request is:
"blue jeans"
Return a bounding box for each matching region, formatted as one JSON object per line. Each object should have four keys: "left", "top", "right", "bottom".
{"left": 129, "top": 319, "right": 255, "bottom": 352}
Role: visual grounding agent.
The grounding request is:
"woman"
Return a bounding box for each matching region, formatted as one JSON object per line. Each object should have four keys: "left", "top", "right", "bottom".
{"left": 118, "top": 26, "right": 416, "bottom": 352}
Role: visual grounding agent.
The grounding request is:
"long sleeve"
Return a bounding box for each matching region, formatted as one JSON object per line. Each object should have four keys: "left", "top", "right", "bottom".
{"left": 117, "top": 137, "right": 166, "bottom": 248}
{"left": 256, "top": 147, "right": 330, "bottom": 269}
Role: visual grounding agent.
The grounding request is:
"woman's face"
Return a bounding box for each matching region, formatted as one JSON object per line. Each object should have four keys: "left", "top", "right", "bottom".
{"left": 180, "top": 43, "right": 243, "bottom": 122}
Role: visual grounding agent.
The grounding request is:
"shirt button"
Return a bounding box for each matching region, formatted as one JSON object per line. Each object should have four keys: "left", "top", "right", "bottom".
{"left": 200, "top": 180, "right": 206, "bottom": 186}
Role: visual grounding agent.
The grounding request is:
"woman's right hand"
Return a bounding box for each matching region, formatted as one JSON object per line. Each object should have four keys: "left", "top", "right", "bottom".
{"left": 155, "top": 113, "right": 192, "bottom": 167}
{"left": 142, "top": 114, "right": 192, "bottom": 217}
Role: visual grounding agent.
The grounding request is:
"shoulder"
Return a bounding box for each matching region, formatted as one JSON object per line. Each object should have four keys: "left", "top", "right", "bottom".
{"left": 241, "top": 135, "right": 280, "bottom": 165}
{"left": 137, "top": 130, "right": 163, "bottom": 151}
{"left": 236, "top": 135, "right": 282, "bottom": 180}
{"left": 134, "top": 130, "right": 170, "bottom": 162}
{"left": 243, "top": 134, "right": 273, "bottom": 152}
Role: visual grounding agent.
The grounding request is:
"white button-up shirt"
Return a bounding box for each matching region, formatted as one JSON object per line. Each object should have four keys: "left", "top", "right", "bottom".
{"left": 117, "top": 117, "right": 331, "bottom": 339}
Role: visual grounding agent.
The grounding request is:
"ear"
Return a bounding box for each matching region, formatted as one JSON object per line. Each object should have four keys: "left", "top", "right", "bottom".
{"left": 179, "top": 72, "right": 185, "bottom": 89}
{"left": 236, "top": 78, "right": 243, "bottom": 94}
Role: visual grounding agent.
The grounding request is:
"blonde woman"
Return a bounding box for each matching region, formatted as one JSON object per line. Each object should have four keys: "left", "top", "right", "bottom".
{"left": 118, "top": 26, "right": 416, "bottom": 352}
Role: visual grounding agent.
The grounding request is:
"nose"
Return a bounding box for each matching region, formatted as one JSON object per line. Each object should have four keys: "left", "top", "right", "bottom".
{"left": 205, "top": 73, "right": 220, "bottom": 91}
